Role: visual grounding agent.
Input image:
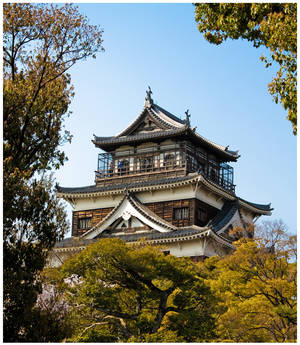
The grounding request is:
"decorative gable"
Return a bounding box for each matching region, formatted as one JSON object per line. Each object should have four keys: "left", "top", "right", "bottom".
{"left": 81, "top": 192, "right": 177, "bottom": 240}
{"left": 127, "top": 111, "right": 166, "bottom": 135}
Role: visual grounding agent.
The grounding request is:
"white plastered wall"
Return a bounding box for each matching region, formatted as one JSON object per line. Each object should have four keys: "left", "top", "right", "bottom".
{"left": 72, "top": 184, "right": 224, "bottom": 212}
{"left": 157, "top": 237, "right": 229, "bottom": 258}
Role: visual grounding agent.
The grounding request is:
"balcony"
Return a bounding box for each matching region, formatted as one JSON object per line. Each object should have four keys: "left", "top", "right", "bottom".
{"left": 95, "top": 148, "right": 235, "bottom": 193}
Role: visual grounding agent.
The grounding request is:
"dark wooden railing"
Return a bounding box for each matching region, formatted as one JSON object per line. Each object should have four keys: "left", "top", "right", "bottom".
{"left": 95, "top": 148, "right": 235, "bottom": 193}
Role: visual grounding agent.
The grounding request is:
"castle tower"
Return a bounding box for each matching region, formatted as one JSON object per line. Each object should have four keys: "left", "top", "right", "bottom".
{"left": 51, "top": 89, "right": 272, "bottom": 266}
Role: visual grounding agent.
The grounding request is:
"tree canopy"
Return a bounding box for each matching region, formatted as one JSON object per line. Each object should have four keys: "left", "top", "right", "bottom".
{"left": 39, "top": 221, "right": 296, "bottom": 342}
{"left": 199, "top": 221, "right": 297, "bottom": 342}
{"left": 3, "top": 3, "right": 104, "bottom": 341}
{"left": 194, "top": 3, "right": 297, "bottom": 135}
{"left": 58, "top": 239, "right": 216, "bottom": 342}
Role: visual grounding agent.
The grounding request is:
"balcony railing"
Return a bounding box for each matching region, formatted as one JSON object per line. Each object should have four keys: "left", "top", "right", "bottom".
{"left": 96, "top": 148, "right": 235, "bottom": 193}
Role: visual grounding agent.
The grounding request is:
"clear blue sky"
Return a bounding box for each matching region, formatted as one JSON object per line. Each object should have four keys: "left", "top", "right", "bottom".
{"left": 54, "top": 3, "right": 296, "bottom": 236}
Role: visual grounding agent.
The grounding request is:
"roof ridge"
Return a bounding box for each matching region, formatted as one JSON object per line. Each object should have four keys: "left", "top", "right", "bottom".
{"left": 148, "top": 108, "right": 178, "bottom": 130}
{"left": 208, "top": 200, "right": 238, "bottom": 232}
{"left": 128, "top": 193, "right": 178, "bottom": 231}
{"left": 81, "top": 192, "right": 128, "bottom": 238}
{"left": 238, "top": 197, "right": 273, "bottom": 212}
{"left": 57, "top": 174, "right": 198, "bottom": 195}
{"left": 152, "top": 103, "right": 185, "bottom": 126}
{"left": 115, "top": 106, "right": 148, "bottom": 137}
{"left": 81, "top": 190, "right": 177, "bottom": 239}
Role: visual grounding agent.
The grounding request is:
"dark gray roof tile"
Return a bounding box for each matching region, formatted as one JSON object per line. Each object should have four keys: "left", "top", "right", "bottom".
{"left": 54, "top": 227, "right": 207, "bottom": 248}
{"left": 238, "top": 198, "right": 273, "bottom": 211}
{"left": 56, "top": 175, "right": 193, "bottom": 194}
{"left": 209, "top": 201, "right": 238, "bottom": 232}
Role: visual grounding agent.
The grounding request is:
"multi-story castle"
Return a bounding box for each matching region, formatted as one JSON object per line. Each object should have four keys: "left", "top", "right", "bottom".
{"left": 50, "top": 88, "right": 272, "bottom": 266}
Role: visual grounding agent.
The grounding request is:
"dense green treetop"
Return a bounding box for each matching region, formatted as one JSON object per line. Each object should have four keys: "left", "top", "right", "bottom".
{"left": 58, "top": 239, "right": 216, "bottom": 342}
{"left": 40, "top": 222, "right": 296, "bottom": 343}
{"left": 199, "top": 221, "right": 296, "bottom": 342}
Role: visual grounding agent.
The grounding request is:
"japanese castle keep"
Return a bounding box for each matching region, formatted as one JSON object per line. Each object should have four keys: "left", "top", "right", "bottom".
{"left": 50, "top": 88, "right": 272, "bottom": 266}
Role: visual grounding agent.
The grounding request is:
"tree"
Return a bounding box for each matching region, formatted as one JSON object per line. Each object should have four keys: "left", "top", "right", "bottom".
{"left": 194, "top": 3, "right": 297, "bottom": 135}
{"left": 58, "top": 239, "right": 216, "bottom": 342}
{"left": 199, "top": 221, "right": 297, "bottom": 342}
{"left": 3, "top": 3, "right": 104, "bottom": 341}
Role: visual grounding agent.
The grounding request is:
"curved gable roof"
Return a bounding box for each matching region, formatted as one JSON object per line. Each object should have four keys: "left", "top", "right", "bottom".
{"left": 93, "top": 96, "right": 239, "bottom": 161}
{"left": 81, "top": 191, "right": 177, "bottom": 239}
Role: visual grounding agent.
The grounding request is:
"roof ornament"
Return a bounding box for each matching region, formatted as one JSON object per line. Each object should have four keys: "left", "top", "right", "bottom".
{"left": 145, "top": 86, "right": 153, "bottom": 108}
{"left": 185, "top": 109, "right": 191, "bottom": 127}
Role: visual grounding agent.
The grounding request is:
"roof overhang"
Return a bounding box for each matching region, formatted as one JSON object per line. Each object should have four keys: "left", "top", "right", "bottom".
{"left": 57, "top": 173, "right": 272, "bottom": 216}
{"left": 82, "top": 192, "right": 177, "bottom": 239}
{"left": 52, "top": 227, "right": 235, "bottom": 254}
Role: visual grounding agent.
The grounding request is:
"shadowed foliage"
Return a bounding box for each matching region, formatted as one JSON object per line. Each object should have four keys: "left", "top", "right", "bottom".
{"left": 3, "top": 3, "right": 104, "bottom": 341}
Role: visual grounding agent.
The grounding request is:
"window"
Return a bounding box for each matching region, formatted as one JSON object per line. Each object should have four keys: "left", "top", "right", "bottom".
{"left": 173, "top": 207, "right": 189, "bottom": 220}
{"left": 140, "top": 157, "right": 153, "bottom": 172}
{"left": 78, "top": 217, "right": 92, "bottom": 230}
{"left": 209, "top": 167, "right": 219, "bottom": 183}
{"left": 197, "top": 208, "right": 207, "bottom": 223}
{"left": 164, "top": 153, "right": 176, "bottom": 168}
{"left": 118, "top": 159, "right": 129, "bottom": 174}
{"left": 198, "top": 163, "right": 205, "bottom": 174}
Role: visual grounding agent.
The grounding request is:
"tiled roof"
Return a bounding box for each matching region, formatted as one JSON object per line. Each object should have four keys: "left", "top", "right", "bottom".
{"left": 115, "top": 102, "right": 185, "bottom": 138}
{"left": 128, "top": 193, "right": 178, "bottom": 231}
{"left": 93, "top": 100, "right": 239, "bottom": 161}
{"left": 54, "top": 227, "right": 210, "bottom": 249}
{"left": 94, "top": 127, "right": 239, "bottom": 161}
{"left": 56, "top": 174, "right": 193, "bottom": 194}
{"left": 81, "top": 191, "right": 178, "bottom": 239}
{"left": 102, "top": 227, "right": 206, "bottom": 242}
{"left": 150, "top": 104, "right": 186, "bottom": 128}
{"left": 209, "top": 201, "right": 238, "bottom": 232}
{"left": 56, "top": 174, "right": 272, "bottom": 215}
{"left": 94, "top": 127, "right": 186, "bottom": 145}
{"left": 238, "top": 198, "right": 273, "bottom": 212}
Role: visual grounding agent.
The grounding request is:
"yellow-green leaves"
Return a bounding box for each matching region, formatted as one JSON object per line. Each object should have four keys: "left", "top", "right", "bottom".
{"left": 59, "top": 238, "right": 216, "bottom": 342}
{"left": 199, "top": 223, "right": 297, "bottom": 342}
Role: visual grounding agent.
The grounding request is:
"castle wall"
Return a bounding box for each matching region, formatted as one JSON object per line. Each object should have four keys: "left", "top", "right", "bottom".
{"left": 72, "top": 207, "right": 113, "bottom": 237}
{"left": 49, "top": 236, "right": 233, "bottom": 268}
{"left": 72, "top": 185, "right": 224, "bottom": 212}
{"left": 71, "top": 196, "right": 219, "bottom": 236}
{"left": 166, "top": 238, "right": 230, "bottom": 258}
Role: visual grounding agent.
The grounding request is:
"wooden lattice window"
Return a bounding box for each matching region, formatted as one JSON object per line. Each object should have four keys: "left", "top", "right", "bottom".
{"left": 78, "top": 217, "right": 92, "bottom": 230}
{"left": 173, "top": 207, "right": 189, "bottom": 220}
{"left": 164, "top": 153, "right": 176, "bottom": 168}
{"left": 197, "top": 208, "right": 207, "bottom": 223}
{"left": 140, "top": 157, "right": 153, "bottom": 172}
{"left": 118, "top": 159, "right": 129, "bottom": 174}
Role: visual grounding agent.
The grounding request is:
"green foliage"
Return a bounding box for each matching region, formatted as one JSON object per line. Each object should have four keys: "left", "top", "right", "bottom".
{"left": 195, "top": 3, "right": 297, "bottom": 134}
{"left": 59, "top": 239, "right": 216, "bottom": 342}
{"left": 41, "top": 222, "right": 295, "bottom": 343}
{"left": 198, "top": 222, "right": 297, "bottom": 342}
{"left": 69, "top": 325, "right": 119, "bottom": 343}
{"left": 128, "top": 329, "right": 184, "bottom": 342}
{"left": 3, "top": 3, "right": 104, "bottom": 341}
{"left": 15, "top": 305, "right": 73, "bottom": 342}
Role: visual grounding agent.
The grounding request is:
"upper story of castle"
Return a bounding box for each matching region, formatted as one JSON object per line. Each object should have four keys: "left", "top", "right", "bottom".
{"left": 93, "top": 87, "right": 240, "bottom": 193}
